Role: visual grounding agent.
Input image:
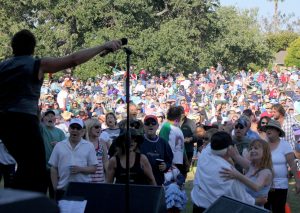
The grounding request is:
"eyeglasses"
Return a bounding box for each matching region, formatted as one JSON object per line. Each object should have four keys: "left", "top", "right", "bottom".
{"left": 70, "top": 125, "right": 82, "bottom": 130}
{"left": 234, "top": 124, "right": 244, "bottom": 130}
{"left": 93, "top": 125, "right": 101, "bottom": 129}
{"left": 144, "top": 121, "right": 157, "bottom": 126}
{"left": 261, "top": 122, "right": 268, "bottom": 125}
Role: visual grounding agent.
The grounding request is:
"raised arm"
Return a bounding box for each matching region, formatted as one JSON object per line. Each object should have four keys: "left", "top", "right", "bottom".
{"left": 39, "top": 40, "right": 122, "bottom": 78}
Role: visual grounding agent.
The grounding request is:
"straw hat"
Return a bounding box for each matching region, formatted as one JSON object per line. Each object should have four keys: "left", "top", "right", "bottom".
{"left": 61, "top": 111, "right": 73, "bottom": 121}
{"left": 266, "top": 119, "right": 285, "bottom": 137}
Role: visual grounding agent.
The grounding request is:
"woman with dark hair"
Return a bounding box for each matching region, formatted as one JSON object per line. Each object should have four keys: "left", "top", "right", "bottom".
{"left": 256, "top": 116, "right": 271, "bottom": 141}
{"left": 106, "top": 129, "right": 156, "bottom": 185}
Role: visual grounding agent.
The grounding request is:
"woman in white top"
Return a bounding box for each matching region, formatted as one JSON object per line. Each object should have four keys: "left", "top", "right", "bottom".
{"left": 85, "top": 118, "right": 108, "bottom": 183}
{"left": 264, "top": 119, "right": 300, "bottom": 213}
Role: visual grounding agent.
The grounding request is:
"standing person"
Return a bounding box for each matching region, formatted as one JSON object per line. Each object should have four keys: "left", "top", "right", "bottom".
{"left": 100, "top": 112, "right": 121, "bottom": 151}
{"left": 40, "top": 109, "right": 66, "bottom": 197}
{"left": 179, "top": 106, "right": 197, "bottom": 172}
{"left": 49, "top": 118, "right": 98, "bottom": 200}
{"left": 0, "top": 29, "right": 121, "bottom": 192}
{"left": 140, "top": 115, "right": 173, "bottom": 186}
{"left": 264, "top": 119, "right": 300, "bottom": 213}
{"left": 272, "top": 103, "right": 300, "bottom": 151}
{"left": 159, "top": 106, "right": 185, "bottom": 175}
{"left": 256, "top": 116, "right": 271, "bottom": 141}
{"left": 84, "top": 118, "right": 108, "bottom": 183}
{"left": 106, "top": 129, "right": 156, "bottom": 185}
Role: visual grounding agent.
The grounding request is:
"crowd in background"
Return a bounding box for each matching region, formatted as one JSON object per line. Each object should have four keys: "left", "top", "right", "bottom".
{"left": 2, "top": 64, "right": 300, "bottom": 212}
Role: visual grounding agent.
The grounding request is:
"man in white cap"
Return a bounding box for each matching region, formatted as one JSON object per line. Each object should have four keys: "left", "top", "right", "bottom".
{"left": 49, "top": 118, "right": 98, "bottom": 200}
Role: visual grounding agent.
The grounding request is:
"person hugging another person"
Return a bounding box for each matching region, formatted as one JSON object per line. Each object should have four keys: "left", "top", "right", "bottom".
{"left": 84, "top": 118, "right": 108, "bottom": 183}
{"left": 220, "top": 139, "right": 273, "bottom": 207}
{"left": 191, "top": 132, "right": 265, "bottom": 213}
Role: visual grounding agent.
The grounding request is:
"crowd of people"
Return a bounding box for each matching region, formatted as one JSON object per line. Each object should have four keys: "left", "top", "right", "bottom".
{"left": 1, "top": 29, "right": 300, "bottom": 213}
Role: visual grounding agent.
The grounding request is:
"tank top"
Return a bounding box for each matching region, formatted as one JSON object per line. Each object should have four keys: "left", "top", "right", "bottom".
{"left": 245, "top": 172, "right": 271, "bottom": 201}
{"left": 115, "top": 153, "right": 147, "bottom": 185}
{"left": 0, "top": 56, "right": 43, "bottom": 115}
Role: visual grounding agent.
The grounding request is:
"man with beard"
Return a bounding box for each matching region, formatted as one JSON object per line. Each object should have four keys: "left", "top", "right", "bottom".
{"left": 40, "top": 110, "right": 66, "bottom": 197}
{"left": 140, "top": 115, "right": 173, "bottom": 185}
{"left": 272, "top": 103, "right": 300, "bottom": 153}
{"left": 49, "top": 118, "right": 97, "bottom": 200}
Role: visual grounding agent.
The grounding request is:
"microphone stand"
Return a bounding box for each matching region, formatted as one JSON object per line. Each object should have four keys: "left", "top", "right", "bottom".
{"left": 124, "top": 47, "right": 132, "bottom": 213}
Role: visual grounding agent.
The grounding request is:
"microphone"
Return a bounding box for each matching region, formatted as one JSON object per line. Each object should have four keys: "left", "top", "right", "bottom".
{"left": 99, "top": 38, "right": 128, "bottom": 57}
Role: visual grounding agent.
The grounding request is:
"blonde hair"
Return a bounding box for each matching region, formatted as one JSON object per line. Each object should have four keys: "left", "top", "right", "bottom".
{"left": 84, "top": 118, "right": 101, "bottom": 141}
{"left": 249, "top": 139, "right": 273, "bottom": 177}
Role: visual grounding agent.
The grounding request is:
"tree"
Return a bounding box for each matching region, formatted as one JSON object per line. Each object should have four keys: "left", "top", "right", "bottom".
{"left": 266, "top": 31, "right": 299, "bottom": 53}
{"left": 285, "top": 37, "right": 300, "bottom": 68}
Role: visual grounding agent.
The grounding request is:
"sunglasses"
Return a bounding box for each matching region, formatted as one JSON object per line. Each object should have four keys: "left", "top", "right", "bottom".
{"left": 93, "top": 125, "right": 101, "bottom": 129}
{"left": 261, "top": 122, "right": 268, "bottom": 125}
{"left": 70, "top": 125, "right": 82, "bottom": 130}
{"left": 144, "top": 121, "right": 157, "bottom": 126}
{"left": 234, "top": 124, "right": 244, "bottom": 130}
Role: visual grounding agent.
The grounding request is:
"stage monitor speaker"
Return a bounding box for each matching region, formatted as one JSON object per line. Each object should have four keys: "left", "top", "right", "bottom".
{"left": 0, "top": 189, "right": 59, "bottom": 213}
{"left": 204, "top": 196, "right": 269, "bottom": 213}
{"left": 65, "top": 182, "right": 166, "bottom": 213}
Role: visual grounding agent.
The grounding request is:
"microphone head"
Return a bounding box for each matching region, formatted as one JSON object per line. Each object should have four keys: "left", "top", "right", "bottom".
{"left": 121, "top": 38, "right": 128, "bottom": 45}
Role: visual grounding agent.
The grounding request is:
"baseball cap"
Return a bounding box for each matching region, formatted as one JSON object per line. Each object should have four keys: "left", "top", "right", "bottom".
{"left": 69, "top": 118, "right": 84, "bottom": 128}
{"left": 144, "top": 115, "right": 158, "bottom": 123}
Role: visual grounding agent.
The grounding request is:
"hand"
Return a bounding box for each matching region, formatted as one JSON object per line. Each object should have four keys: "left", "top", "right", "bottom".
{"left": 104, "top": 40, "right": 122, "bottom": 53}
{"left": 50, "top": 141, "right": 57, "bottom": 146}
{"left": 227, "top": 145, "right": 239, "bottom": 159}
{"left": 219, "top": 166, "right": 240, "bottom": 180}
{"left": 158, "top": 162, "right": 167, "bottom": 172}
{"left": 70, "top": 166, "right": 81, "bottom": 174}
{"left": 255, "top": 197, "right": 268, "bottom": 206}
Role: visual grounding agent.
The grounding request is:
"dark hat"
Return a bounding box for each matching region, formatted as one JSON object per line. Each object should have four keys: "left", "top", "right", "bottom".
{"left": 266, "top": 119, "right": 285, "bottom": 137}
{"left": 44, "top": 110, "right": 55, "bottom": 117}
{"left": 115, "top": 128, "right": 144, "bottom": 147}
{"left": 236, "top": 117, "right": 248, "bottom": 128}
{"left": 211, "top": 131, "right": 233, "bottom": 152}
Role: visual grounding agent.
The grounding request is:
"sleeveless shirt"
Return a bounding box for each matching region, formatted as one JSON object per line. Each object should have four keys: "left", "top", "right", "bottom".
{"left": 0, "top": 56, "right": 42, "bottom": 115}
{"left": 115, "top": 153, "right": 147, "bottom": 185}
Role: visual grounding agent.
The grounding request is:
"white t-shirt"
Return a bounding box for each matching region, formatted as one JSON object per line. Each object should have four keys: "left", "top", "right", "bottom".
{"left": 57, "top": 90, "right": 68, "bottom": 109}
{"left": 48, "top": 138, "right": 98, "bottom": 190}
{"left": 271, "top": 139, "right": 293, "bottom": 189}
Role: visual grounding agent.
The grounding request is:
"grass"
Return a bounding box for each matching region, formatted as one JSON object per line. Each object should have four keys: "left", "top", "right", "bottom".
{"left": 183, "top": 169, "right": 300, "bottom": 213}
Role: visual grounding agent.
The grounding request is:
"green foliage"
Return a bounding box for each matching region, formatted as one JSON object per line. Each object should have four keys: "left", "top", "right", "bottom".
{"left": 0, "top": 0, "right": 275, "bottom": 78}
{"left": 285, "top": 37, "right": 300, "bottom": 67}
{"left": 266, "top": 31, "right": 299, "bottom": 53}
